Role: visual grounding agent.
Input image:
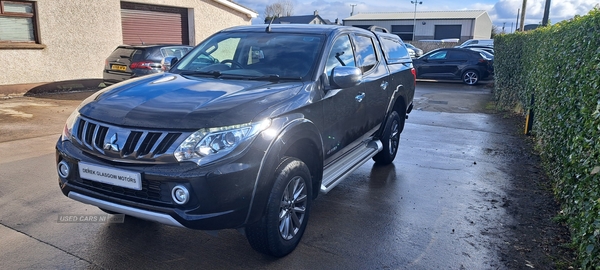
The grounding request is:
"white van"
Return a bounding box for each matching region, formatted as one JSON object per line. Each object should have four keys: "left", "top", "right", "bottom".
{"left": 457, "top": 39, "right": 494, "bottom": 47}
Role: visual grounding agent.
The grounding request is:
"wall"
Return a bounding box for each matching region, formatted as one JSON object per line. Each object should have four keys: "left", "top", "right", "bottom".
{"left": 0, "top": 0, "right": 251, "bottom": 88}
{"left": 472, "top": 13, "right": 493, "bottom": 39}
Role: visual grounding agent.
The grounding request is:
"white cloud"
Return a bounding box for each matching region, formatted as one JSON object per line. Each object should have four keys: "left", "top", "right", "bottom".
{"left": 489, "top": 0, "right": 598, "bottom": 26}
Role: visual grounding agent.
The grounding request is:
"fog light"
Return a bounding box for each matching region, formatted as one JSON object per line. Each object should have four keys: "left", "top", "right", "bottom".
{"left": 172, "top": 185, "right": 190, "bottom": 205}
{"left": 57, "top": 160, "right": 70, "bottom": 178}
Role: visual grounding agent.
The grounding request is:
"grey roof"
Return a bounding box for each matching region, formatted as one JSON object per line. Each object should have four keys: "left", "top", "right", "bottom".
{"left": 344, "top": 10, "right": 488, "bottom": 21}
{"left": 272, "top": 15, "right": 318, "bottom": 24}
{"left": 268, "top": 14, "right": 338, "bottom": 25}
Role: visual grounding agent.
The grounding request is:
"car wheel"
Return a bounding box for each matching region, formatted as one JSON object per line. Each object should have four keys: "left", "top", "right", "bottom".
{"left": 246, "top": 157, "right": 312, "bottom": 257}
{"left": 462, "top": 70, "right": 479, "bottom": 85}
{"left": 373, "top": 111, "right": 402, "bottom": 165}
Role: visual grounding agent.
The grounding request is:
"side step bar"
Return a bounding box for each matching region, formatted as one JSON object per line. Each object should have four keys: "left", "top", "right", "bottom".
{"left": 320, "top": 139, "right": 383, "bottom": 193}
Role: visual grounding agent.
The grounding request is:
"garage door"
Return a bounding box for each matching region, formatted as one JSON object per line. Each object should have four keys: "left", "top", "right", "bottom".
{"left": 121, "top": 2, "right": 189, "bottom": 45}
{"left": 434, "top": 25, "right": 461, "bottom": 40}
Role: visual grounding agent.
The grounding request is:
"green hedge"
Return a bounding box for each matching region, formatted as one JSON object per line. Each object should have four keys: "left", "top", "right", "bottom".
{"left": 494, "top": 8, "right": 600, "bottom": 268}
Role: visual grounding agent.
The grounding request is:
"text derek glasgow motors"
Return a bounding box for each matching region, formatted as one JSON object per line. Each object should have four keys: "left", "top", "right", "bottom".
{"left": 81, "top": 167, "right": 137, "bottom": 184}
{"left": 57, "top": 214, "right": 125, "bottom": 223}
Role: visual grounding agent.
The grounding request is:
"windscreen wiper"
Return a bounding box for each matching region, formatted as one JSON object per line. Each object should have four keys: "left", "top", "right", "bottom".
{"left": 179, "top": 70, "right": 222, "bottom": 78}
{"left": 248, "top": 74, "right": 302, "bottom": 82}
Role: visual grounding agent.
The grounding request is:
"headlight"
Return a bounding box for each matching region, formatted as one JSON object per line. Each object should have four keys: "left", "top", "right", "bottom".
{"left": 174, "top": 119, "right": 271, "bottom": 165}
{"left": 61, "top": 110, "right": 80, "bottom": 141}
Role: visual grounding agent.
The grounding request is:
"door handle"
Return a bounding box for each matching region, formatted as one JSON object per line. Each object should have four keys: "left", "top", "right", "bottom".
{"left": 355, "top": 92, "right": 365, "bottom": 103}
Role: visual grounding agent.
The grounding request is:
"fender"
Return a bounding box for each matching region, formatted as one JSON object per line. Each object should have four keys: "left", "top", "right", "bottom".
{"left": 374, "top": 83, "right": 405, "bottom": 139}
{"left": 244, "top": 116, "right": 323, "bottom": 226}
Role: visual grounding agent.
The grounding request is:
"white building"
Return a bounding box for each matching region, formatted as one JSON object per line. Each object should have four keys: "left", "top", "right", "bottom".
{"left": 0, "top": 0, "right": 257, "bottom": 94}
{"left": 343, "top": 10, "right": 492, "bottom": 42}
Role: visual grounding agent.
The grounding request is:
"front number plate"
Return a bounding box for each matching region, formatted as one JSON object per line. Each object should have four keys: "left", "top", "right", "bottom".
{"left": 78, "top": 162, "right": 142, "bottom": 190}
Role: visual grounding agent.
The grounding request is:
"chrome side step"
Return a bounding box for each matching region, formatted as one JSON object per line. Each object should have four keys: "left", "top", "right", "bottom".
{"left": 320, "top": 139, "right": 382, "bottom": 193}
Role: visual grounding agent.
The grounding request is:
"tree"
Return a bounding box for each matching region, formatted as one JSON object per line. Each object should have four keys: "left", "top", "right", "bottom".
{"left": 491, "top": 25, "right": 500, "bottom": 38}
{"left": 264, "top": 0, "right": 294, "bottom": 23}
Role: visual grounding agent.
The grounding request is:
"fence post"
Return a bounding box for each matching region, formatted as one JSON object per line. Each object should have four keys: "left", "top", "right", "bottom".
{"left": 524, "top": 94, "right": 534, "bottom": 135}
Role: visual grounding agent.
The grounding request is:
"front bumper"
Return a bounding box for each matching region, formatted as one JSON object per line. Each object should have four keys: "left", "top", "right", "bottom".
{"left": 56, "top": 138, "right": 265, "bottom": 230}
{"left": 68, "top": 191, "right": 185, "bottom": 227}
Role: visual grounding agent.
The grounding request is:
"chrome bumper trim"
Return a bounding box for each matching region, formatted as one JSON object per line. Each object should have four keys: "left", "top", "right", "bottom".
{"left": 68, "top": 191, "right": 184, "bottom": 228}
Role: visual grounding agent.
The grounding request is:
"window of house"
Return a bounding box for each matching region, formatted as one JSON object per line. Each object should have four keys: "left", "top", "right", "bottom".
{"left": 0, "top": 1, "right": 41, "bottom": 47}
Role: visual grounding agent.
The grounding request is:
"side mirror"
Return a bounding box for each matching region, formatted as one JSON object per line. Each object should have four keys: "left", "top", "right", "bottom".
{"left": 331, "top": 66, "right": 362, "bottom": 88}
{"left": 161, "top": 56, "right": 179, "bottom": 71}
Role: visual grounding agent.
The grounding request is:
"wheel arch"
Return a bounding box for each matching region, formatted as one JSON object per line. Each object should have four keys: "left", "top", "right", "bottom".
{"left": 244, "top": 119, "right": 323, "bottom": 226}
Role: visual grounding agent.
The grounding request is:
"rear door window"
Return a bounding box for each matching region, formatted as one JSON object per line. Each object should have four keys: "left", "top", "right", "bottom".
{"left": 446, "top": 50, "right": 469, "bottom": 60}
{"left": 379, "top": 37, "right": 410, "bottom": 64}
{"left": 353, "top": 35, "right": 378, "bottom": 73}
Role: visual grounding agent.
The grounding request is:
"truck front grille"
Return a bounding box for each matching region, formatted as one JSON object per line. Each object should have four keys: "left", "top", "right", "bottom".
{"left": 72, "top": 117, "right": 183, "bottom": 163}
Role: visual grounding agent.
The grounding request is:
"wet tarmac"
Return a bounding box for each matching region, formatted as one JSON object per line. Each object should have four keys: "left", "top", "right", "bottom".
{"left": 0, "top": 81, "right": 548, "bottom": 269}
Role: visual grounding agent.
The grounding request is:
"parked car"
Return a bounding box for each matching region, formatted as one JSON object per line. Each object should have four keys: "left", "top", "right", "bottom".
{"left": 457, "top": 39, "right": 494, "bottom": 48}
{"left": 405, "top": 43, "right": 423, "bottom": 58}
{"left": 57, "top": 24, "right": 415, "bottom": 257}
{"left": 103, "top": 45, "right": 193, "bottom": 86}
{"left": 413, "top": 47, "right": 494, "bottom": 85}
{"left": 463, "top": 45, "right": 494, "bottom": 55}
{"left": 407, "top": 47, "right": 416, "bottom": 58}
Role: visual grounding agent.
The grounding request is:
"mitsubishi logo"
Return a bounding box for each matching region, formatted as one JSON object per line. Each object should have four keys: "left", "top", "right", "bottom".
{"left": 103, "top": 134, "right": 120, "bottom": 152}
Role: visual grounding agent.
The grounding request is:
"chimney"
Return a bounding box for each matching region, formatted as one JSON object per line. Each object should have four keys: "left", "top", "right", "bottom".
{"left": 314, "top": 10, "right": 318, "bottom": 16}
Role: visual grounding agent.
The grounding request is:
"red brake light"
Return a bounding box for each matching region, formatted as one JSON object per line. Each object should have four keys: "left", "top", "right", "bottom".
{"left": 130, "top": 61, "right": 154, "bottom": 70}
{"left": 411, "top": 68, "right": 416, "bottom": 85}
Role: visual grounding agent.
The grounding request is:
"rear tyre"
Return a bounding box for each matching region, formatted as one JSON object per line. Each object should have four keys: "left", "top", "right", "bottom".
{"left": 373, "top": 111, "right": 402, "bottom": 165}
{"left": 245, "top": 157, "right": 312, "bottom": 257}
{"left": 462, "top": 70, "right": 479, "bottom": 85}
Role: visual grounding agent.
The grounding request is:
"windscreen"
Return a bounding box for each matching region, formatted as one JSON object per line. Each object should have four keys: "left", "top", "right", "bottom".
{"left": 173, "top": 32, "right": 323, "bottom": 79}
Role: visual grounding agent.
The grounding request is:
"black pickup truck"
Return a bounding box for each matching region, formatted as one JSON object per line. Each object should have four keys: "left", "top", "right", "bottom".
{"left": 56, "top": 24, "right": 415, "bottom": 257}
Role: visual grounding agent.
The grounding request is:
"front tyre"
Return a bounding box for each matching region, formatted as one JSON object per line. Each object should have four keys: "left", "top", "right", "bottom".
{"left": 462, "top": 69, "right": 479, "bottom": 85}
{"left": 373, "top": 111, "right": 402, "bottom": 165}
{"left": 246, "top": 157, "right": 312, "bottom": 257}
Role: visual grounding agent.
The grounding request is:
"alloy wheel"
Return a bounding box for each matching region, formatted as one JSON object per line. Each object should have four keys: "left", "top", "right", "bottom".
{"left": 279, "top": 176, "right": 307, "bottom": 240}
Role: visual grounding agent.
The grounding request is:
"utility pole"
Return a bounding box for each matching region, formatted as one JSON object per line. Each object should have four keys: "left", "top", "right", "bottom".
{"left": 519, "top": 0, "right": 527, "bottom": 31}
{"left": 516, "top": 9, "right": 520, "bottom": 32}
{"left": 350, "top": 4, "right": 357, "bottom": 16}
{"left": 411, "top": 1, "right": 422, "bottom": 41}
{"left": 542, "top": 0, "right": 551, "bottom": 26}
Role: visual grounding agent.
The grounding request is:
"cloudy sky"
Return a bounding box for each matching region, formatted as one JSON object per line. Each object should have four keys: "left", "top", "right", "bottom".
{"left": 236, "top": 0, "right": 599, "bottom": 32}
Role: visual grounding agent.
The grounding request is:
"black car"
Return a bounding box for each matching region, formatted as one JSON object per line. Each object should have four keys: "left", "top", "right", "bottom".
{"left": 103, "top": 45, "right": 192, "bottom": 86}
{"left": 57, "top": 24, "right": 415, "bottom": 257}
{"left": 413, "top": 47, "right": 494, "bottom": 85}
